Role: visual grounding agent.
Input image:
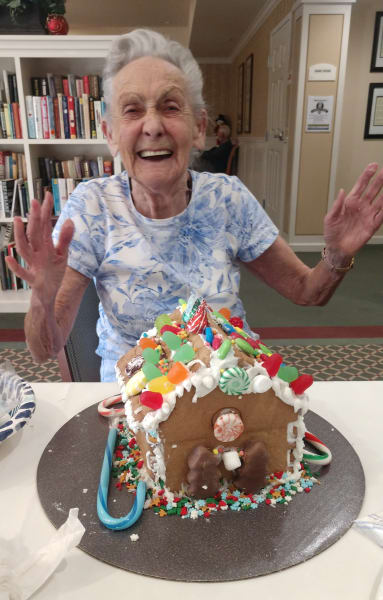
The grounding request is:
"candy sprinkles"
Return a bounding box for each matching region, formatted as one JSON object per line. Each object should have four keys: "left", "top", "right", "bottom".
{"left": 111, "top": 422, "right": 320, "bottom": 520}
{"left": 111, "top": 294, "right": 334, "bottom": 528}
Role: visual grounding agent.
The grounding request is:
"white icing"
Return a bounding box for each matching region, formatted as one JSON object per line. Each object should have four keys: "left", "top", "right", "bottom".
{"left": 252, "top": 375, "right": 272, "bottom": 393}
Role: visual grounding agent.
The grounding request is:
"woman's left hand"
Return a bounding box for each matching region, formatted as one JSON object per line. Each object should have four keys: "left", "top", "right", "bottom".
{"left": 324, "top": 163, "right": 383, "bottom": 259}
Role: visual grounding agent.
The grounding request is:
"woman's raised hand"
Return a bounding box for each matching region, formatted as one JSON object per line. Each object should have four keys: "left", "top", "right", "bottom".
{"left": 5, "top": 192, "right": 74, "bottom": 307}
{"left": 324, "top": 163, "right": 383, "bottom": 258}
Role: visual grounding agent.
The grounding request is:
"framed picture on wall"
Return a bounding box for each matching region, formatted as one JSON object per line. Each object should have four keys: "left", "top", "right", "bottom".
{"left": 364, "top": 83, "right": 383, "bottom": 139}
{"left": 243, "top": 53, "right": 253, "bottom": 133}
{"left": 370, "top": 11, "right": 383, "bottom": 72}
{"left": 237, "top": 62, "right": 244, "bottom": 134}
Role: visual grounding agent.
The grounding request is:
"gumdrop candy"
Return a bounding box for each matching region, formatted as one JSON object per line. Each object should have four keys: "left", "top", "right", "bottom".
{"left": 148, "top": 376, "right": 175, "bottom": 394}
{"left": 218, "top": 307, "right": 231, "bottom": 320}
{"left": 160, "top": 324, "right": 181, "bottom": 335}
{"left": 155, "top": 313, "right": 172, "bottom": 332}
{"left": 139, "top": 337, "right": 157, "bottom": 350}
{"left": 277, "top": 366, "right": 299, "bottom": 383}
{"left": 162, "top": 330, "right": 182, "bottom": 350}
{"left": 142, "top": 347, "right": 161, "bottom": 364}
{"left": 167, "top": 361, "right": 189, "bottom": 384}
{"left": 142, "top": 362, "right": 163, "bottom": 381}
{"left": 173, "top": 343, "right": 195, "bottom": 364}
{"left": 140, "top": 390, "right": 163, "bottom": 410}
{"left": 262, "top": 353, "right": 283, "bottom": 377}
{"left": 229, "top": 316, "right": 243, "bottom": 328}
{"left": 290, "top": 374, "right": 314, "bottom": 394}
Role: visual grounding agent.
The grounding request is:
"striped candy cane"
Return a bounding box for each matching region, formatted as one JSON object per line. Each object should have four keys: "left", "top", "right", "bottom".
{"left": 97, "top": 394, "right": 125, "bottom": 418}
{"left": 97, "top": 427, "right": 146, "bottom": 530}
{"left": 303, "top": 431, "right": 332, "bottom": 466}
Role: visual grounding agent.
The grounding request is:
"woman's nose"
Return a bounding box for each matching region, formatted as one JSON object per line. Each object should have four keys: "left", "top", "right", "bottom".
{"left": 142, "top": 110, "right": 164, "bottom": 137}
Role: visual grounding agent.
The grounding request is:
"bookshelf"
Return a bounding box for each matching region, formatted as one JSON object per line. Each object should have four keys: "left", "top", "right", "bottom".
{"left": 0, "top": 35, "right": 121, "bottom": 313}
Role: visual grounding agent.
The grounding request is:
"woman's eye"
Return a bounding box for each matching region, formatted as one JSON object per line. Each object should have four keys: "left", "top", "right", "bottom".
{"left": 164, "top": 102, "right": 180, "bottom": 113}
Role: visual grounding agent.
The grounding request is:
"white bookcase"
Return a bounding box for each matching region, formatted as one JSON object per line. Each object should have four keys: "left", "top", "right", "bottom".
{"left": 0, "top": 35, "right": 121, "bottom": 313}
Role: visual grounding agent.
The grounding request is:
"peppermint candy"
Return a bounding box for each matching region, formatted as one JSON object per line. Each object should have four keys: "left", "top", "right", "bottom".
{"left": 218, "top": 367, "right": 250, "bottom": 395}
{"left": 186, "top": 299, "right": 208, "bottom": 334}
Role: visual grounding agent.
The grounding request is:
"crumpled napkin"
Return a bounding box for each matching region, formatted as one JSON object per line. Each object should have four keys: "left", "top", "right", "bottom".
{"left": 0, "top": 508, "right": 85, "bottom": 600}
{"left": 354, "top": 511, "right": 383, "bottom": 600}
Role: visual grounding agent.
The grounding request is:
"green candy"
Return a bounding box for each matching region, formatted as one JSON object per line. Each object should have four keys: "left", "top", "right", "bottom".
{"left": 217, "top": 338, "right": 231, "bottom": 359}
{"left": 235, "top": 337, "right": 258, "bottom": 356}
{"left": 162, "top": 330, "right": 182, "bottom": 350}
{"left": 142, "top": 347, "right": 160, "bottom": 364}
{"left": 142, "top": 362, "right": 163, "bottom": 381}
{"left": 155, "top": 313, "right": 172, "bottom": 332}
{"left": 178, "top": 298, "right": 187, "bottom": 306}
{"left": 173, "top": 343, "right": 195, "bottom": 364}
{"left": 259, "top": 343, "right": 272, "bottom": 355}
{"left": 278, "top": 366, "right": 299, "bottom": 382}
{"left": 212, "top": 310, "right": 229, "bottom": 324}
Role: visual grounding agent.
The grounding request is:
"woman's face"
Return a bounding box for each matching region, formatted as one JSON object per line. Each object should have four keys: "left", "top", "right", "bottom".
{"left": 104, "top": 56, "right": 206, "bottom": 193}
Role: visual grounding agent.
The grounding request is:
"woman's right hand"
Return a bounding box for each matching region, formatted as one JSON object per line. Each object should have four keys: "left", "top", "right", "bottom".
{"left": 5, "top": 192, "right": 74, "bottom": 308}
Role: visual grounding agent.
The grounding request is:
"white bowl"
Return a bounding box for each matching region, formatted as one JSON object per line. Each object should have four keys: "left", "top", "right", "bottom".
{"left": 0, "top": 375, "right": 36, "bottom": 444}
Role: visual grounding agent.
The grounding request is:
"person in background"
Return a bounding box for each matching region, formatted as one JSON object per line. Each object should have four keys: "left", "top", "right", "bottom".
{"left": 197, "top": 115, "right": 234, "bottom": 173}
{"left": 5, "top": 29, "right": 383, "bottom": 382}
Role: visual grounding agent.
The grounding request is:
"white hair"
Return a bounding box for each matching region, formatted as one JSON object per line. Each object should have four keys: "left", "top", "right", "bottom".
{"left": 102, "top": 28, "right": 206, "bottom": 122}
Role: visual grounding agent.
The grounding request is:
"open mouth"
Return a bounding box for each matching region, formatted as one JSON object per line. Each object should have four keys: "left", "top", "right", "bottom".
{"left": 138, "top": 150, "right": 173, "bottom": 161}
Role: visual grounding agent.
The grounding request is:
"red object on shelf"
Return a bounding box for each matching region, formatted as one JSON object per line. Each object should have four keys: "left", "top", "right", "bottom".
{"left": 46, "top": 14, "right": 69, "bottom": 35}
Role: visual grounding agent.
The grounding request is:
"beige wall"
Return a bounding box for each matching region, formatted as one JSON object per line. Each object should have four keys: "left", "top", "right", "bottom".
{"left": 199, "top": 63, "right": 234, "bottom": 134}
{"left": 336, "top": 0, "right": 383, "bottom": 201}
{"left": 295, "top": 14, "right": 344, "bottom": 235}
{"left": 233, "top": 0, "right": 294, "bottom": 137}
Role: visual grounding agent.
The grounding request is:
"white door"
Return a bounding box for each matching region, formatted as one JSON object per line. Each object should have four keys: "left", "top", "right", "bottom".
{"left": 265, "top": 16, "right": 291, "bottom": 229}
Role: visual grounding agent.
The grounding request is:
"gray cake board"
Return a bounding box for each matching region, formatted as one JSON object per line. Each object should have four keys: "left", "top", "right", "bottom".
{"left": 37, "top": 405, "right": 365, "bottom": 582}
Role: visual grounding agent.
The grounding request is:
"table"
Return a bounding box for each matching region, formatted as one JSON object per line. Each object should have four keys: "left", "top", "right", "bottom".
{"left": 1, "top": 382, "right": 383, "bottom": 599}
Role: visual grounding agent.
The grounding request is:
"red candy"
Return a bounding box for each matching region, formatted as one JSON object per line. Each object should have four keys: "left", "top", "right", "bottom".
{"left": 160, "top": 324, "right": 181, "bottom": 335}
{"left": 229, "top": 316, "right": 244, "bottom": 328}
{"left": 290, "top": 374, "right": 314, "bottom": 395}
{"left": 212, "top": 335, "right": 222, "bottom": 350}
{"left": 262, "top": 353, "right": 283, "bottom": 377}
{"left": 229, "top": 331, "right": 247, "bottom": 341}
{"left": 140, "top": 390, "right": 163, "bottom": 410}
{"left": 247, "top": 337, "right": 260, "bottom": 349}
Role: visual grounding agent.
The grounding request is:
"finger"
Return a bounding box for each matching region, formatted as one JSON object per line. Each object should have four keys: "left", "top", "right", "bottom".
{"left": 55, "top": 219, "right": 74, "bottom": 256}
{"left": 364, "top": 166, "right": 383, "bottom": 204}
{"left": 41, "top": 191, "right": 54, "bottom": 244}
{"left": 4, "top": 255, "right": 34, "bottom": 286}
{"left": 329, "top": 188, "right": 346, "bottom": 218}
{"left": 26, "top": 198, "right": 43, "bottom": 251}
{"left": 13, "top": 216, "right": 32, "bottom": 263}
{"left": 348, "top": 163, "right": 379, "bottom": 199}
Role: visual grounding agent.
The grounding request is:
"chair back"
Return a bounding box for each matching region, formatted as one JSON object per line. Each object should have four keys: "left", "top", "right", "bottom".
{"left": 226, "top": 144, "right": 239, "bottom": 175}
{"left": 58, "top": 280, "right": 101, "bottom": 381}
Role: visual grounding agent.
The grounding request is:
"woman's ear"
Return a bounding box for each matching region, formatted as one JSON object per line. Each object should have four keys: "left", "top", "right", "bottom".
{"left": 192, "top": 109, "right": 207, "bottom": 151}
{"left": 102, "top": 119, "right": 119, "bottom": 157}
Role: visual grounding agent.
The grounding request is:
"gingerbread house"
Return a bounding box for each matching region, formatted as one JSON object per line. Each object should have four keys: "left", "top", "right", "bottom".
{"left": 116, "top": 297, "right": 312, "bottom": 498}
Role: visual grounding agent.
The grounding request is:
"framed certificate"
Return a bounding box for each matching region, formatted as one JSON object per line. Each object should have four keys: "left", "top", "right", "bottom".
{"left": 364, "top": 83, "right": 383, "bottom": 139}
{"left": 370, "top": 12, "right": 383, "bottom": 72}
{"left": 236, "top": 63, "right": 244, "bottom": 134}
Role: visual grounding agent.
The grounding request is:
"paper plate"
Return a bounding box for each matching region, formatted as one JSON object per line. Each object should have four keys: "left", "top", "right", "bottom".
{"left": 0, "top": 379, "right": 36, "bottom": 443}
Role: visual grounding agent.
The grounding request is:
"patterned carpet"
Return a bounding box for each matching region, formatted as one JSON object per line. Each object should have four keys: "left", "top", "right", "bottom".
{"left": 0, "top": 343, "right": 382, "bottom": 382}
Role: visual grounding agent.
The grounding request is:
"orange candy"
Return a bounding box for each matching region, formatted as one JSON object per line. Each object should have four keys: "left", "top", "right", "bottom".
{"left": 139, "top": 337, "right": 157, "bottom": 350}
{"left": 218, "top": 307, "right": 231, "bottom": 320}
{"left": 167, "top": 361, "right": 189, "bottom": 384}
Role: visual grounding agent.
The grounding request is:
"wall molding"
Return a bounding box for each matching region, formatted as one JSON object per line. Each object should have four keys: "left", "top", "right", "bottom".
{"left": 230, "top": 0, "right": 282, "bottom": 61}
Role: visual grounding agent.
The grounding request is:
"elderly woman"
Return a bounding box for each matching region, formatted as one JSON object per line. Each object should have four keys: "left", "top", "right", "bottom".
{"left": 6, "top": 29, "right": 383, "bottom": 382}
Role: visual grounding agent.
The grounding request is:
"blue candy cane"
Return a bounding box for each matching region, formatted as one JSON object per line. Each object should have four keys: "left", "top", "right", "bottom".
{"left": 97, "top": 427, "right": 146, "bottom": 530}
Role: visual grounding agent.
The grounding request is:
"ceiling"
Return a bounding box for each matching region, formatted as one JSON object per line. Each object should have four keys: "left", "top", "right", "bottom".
{"left": 190, "top": 0, "right": 269, "bottom": 59}
{"left": 65, "top": 0, "right": 270, "bottom": 60}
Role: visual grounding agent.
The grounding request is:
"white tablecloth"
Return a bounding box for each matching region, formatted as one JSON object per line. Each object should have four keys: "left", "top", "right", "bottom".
{"left": 1, "top": 381, "right": 383, "bottom": 599}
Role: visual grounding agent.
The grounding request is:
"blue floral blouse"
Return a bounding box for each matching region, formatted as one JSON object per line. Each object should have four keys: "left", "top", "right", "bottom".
{"left": 53, "top": 170, "right": 278, "bottom": 362}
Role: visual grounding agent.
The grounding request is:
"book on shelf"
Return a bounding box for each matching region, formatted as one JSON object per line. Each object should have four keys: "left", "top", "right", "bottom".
{"left": 0, "top": 151, "right": 26, "bottom": 180}
{"left": 27, "top": 70, "right": 105, "bottom": 139}
{"left": 33, "top": 96, "right": 43, "bottom": 139}
{"left": 0, "top": 243, "right": 29, "bottom": 291}
{"left": 40, "top": 96, "right": 50, "bottom": 139}
{"left": 25, "top": 95, "right": 36, "bottom": 138}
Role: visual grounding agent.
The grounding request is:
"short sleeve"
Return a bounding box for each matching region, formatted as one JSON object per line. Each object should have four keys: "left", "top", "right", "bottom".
{"left": 227, "top": 177, "right": 279, "bottom": 262}
{"left": 52, "top": 181, "right": 106, "bottom": 279}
